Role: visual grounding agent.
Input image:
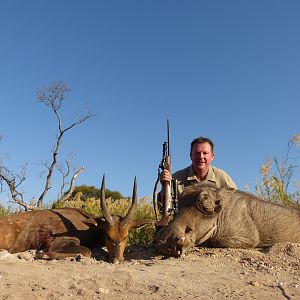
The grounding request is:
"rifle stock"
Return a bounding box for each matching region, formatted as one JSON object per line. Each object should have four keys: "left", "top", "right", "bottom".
{"left": 156, "top": 180, "right": 172, "bottom": 227}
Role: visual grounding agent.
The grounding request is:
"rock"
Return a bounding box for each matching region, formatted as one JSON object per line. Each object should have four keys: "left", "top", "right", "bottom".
{"left": 249, "top": 281, "right": 260, "bottom": 287}
{"left": 0, "top": 250, "right": 17, "bottom": 261}
{"left": 17, "top": 251, "right": 35, "bottom": 261}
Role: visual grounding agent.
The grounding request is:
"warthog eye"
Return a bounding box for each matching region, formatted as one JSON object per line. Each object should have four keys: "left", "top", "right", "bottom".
{"left": 185, "top": 226, "right": 193, "bottom": 234}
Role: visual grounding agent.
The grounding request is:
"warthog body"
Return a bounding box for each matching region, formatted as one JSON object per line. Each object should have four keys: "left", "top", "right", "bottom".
{"left": 156, "top": 183, "right": 300, "bottom": 257}
{"left": 0, "top": 176, "right": 150, "bottom": 263}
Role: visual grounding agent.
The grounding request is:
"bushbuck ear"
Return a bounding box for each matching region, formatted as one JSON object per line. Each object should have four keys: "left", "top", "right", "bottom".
{"left": 95, "top": 217, "right": 111, "bottom": 229}
{"left": 82, "top": 219, "right": 98, "bottom": 228}
{"left": 131, "top": 219, "right": 153, "bottom": 229}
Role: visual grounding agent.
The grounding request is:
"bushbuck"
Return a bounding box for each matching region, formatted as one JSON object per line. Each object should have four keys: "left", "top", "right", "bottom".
{"left": 0, "top": 176, "right": 150, "bottom": 263}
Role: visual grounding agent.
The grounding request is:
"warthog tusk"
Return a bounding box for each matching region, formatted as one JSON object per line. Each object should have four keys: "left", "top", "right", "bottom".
{"left": 177, "top": 236, "right": 185, "bottom": 245}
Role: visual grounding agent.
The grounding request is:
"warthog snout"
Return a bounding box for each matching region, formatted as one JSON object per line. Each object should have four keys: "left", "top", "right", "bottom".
{"left": 156, "top": 225, "right": 192, "bottom": 257}
{"left": 170, "top": 235, "right": 187, "bottom": 257}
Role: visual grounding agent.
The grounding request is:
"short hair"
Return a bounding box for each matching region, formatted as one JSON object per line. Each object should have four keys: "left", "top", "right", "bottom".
{"left": 190, "top": 137, "right": 214, "bottom": 152}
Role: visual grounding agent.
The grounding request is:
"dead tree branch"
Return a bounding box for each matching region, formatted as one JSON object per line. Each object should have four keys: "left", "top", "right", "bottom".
{"left": 36, "top": 81, "right": 95, "bottom": 207}
{"left": 57, "top": 159, "right": 71, "bottom": 199}
{"left": 57, "top": 166, "right": 85, "bottom": 204}
{"left": 0, "top": 167, "right": 36, "bottom": 211}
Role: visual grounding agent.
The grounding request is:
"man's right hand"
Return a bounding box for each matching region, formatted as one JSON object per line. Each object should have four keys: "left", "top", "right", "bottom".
{"left": 160, "top": 169, "right": 172, "bottom": 184}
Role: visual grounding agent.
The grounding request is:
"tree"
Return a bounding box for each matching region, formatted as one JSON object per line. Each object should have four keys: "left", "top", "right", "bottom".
{"left": 70, "top": 185, "right": 125, "bottom": 201}
{"left": 0, "top": 81, "right": 95, "bottom": 210}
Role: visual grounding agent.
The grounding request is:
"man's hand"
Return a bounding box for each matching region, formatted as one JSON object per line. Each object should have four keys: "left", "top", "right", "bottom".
{"left": 160, "top": 169, "right": 172, "bottom": 184}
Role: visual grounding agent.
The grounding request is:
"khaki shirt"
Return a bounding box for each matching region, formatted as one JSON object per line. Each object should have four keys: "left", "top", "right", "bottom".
{"left": 173, "top": 165, "right": 237, "bottom": 194}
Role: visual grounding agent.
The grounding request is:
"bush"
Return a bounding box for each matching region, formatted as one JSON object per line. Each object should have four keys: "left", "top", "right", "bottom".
{"left": 0, "top": 205, "right": 8, "bottom": 217}
{"left": 69, "top": 185, "right": 125, "bottom": 201}
{"left": 255, "top": 135, "right": 300, "bottom": 206}
{"left": 0, "top": 204, "right": 16, "bottom": 217}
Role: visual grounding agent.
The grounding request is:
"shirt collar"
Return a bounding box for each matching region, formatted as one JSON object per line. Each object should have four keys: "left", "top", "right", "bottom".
{"left": 186, "top": 165, "right": 216, "bottom": 183}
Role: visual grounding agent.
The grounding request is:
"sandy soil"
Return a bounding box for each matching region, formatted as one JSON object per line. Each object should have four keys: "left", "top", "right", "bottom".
{"left": 0, "top": 243, "right": 299, "bottom": 300}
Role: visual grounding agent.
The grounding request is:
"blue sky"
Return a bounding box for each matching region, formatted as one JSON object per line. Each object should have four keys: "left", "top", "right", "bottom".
{"left": 1, "top": 1, "right": 299, "bottom": 204}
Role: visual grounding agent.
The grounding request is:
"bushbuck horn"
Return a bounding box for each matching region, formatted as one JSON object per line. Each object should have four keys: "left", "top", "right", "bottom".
{"left": 121, "top": 176, "right": 138, "bottom": 226}
{"left": 100, "top": 174, "right": 114, "bottom": 226}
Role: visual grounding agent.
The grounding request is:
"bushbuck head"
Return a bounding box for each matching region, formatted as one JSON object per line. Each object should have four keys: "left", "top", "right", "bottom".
{"left": 97, "top": 175, "right": 151, "bottom": 264}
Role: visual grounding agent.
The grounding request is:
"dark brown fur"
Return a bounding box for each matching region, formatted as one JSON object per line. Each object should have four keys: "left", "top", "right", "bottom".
{"left": 0, "top": 208, "right": 105, "bottom": 259}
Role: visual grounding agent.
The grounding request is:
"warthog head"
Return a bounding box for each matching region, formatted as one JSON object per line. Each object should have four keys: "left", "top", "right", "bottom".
{"left": 97, "top": 175, "right": 150, "bottom": 264}
{"left": 156, "top": 183, "right": 221, "bottom": 257}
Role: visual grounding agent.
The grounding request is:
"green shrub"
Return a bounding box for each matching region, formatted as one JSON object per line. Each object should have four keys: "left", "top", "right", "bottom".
{"left": 255, "top": 135, "right": 300, "bottom": 205}
{"left": 0, "top": 204, "right": 16, "bottom": 217}
{"left": 69, "top": 185, "right": 125, "bottom": 201}
{"left": 128, "top": 223, "right": 156, "bottom": 245}
{"left": 0, "top": 205, "right": 8, "bottom": 217}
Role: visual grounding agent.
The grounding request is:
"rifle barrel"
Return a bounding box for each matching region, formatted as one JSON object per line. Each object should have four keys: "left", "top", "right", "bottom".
{"left": 167, "top": 119, "right": 170, "bottom": 161}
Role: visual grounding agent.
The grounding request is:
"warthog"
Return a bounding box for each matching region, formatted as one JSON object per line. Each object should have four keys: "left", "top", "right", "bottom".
{"left": 156, "top": 183, "right": 300, "bottom": 257}
{"left": 0, "top": 176, "right": 150, "bottom": 263}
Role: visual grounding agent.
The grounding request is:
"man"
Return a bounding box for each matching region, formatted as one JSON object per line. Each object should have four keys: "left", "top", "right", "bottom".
{"left": 160, "top": 136, "right": 237, "bottom": 197}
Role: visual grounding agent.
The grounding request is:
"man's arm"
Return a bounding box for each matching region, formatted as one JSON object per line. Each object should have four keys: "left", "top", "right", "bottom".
{"left": 215, "top": 168, "right": 237, "bottom": 189}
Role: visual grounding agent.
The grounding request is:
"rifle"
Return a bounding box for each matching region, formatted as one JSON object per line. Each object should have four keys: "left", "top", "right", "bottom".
{"left": 153, "top": 119, "right": 176, "bottom": 227}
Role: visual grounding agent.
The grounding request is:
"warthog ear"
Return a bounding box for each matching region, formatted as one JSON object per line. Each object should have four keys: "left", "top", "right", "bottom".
{"left": 196, "top": 190, "right": 221, "bottom": 215}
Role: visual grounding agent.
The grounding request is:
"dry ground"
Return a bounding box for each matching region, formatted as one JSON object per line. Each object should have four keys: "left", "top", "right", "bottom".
{"left": 0, "top": 242, "right": 300, "bottom": 299}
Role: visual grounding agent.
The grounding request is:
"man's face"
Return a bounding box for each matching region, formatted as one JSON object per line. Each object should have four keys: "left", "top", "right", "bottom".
{"left": 190, "top": 142, "right": 214, "bottom": 175}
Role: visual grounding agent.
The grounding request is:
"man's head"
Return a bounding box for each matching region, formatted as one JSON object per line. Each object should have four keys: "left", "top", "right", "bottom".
{"left": 190, "top": 137, "right": 215, "bottom": 178}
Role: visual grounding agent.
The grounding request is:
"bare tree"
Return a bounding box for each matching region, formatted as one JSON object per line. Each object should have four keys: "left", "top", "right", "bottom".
{"left": 0, "top": 81, "right": 95, "bottom": 210}
{"left": 0, "top": 165, "right": 34, "bottom": 209}
{"left": 57, "top": 158, "right": 72, "bottom": 200}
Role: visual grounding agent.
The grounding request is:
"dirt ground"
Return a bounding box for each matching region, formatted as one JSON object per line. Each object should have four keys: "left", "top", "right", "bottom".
{"left": 0, "top": 242, "right": 299, "bottom": 300}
